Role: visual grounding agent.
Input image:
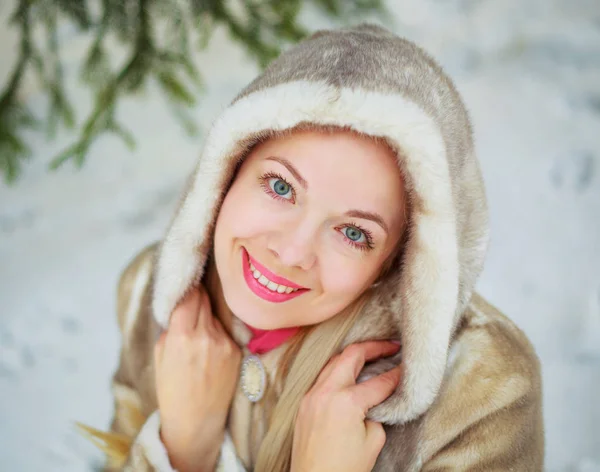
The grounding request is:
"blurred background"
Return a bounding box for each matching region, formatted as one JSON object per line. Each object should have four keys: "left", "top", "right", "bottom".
{"left": 1, "top": 0, "right": 599, "bottom": 470}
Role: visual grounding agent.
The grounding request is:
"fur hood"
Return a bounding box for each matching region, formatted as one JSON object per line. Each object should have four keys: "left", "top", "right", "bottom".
{"left": 151, "top": 23, "right": 489, "bottom": 426}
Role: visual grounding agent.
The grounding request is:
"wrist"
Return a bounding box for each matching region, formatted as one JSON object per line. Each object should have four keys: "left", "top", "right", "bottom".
{"left": 160, "top": 425, "right": 224, "bottom": 472}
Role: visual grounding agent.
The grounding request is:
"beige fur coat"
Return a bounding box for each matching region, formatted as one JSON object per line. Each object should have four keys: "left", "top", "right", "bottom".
{"left": 102, "top": 24, "right": 544, "bottom": 471}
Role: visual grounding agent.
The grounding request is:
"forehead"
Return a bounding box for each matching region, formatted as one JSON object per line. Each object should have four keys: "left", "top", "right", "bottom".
{"left": 250, "top": 129, "right": 404, "bottom": 209}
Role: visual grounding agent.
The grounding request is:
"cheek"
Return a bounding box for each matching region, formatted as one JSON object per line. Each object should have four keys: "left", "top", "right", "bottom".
{"left": 216, "top": 184, "right": 272, "bottom": 239}
{"left": 318, "top": 255, "right": 379, "bottom": 301}
{"left": 304, "top": 256, "right": 377, "bottom": 326}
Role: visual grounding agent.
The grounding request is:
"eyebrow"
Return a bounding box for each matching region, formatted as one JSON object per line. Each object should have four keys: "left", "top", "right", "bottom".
{"left": 345, "top": 209, "right": 389, "bottom": 234}
{"left": 265, "top": 156, "right": 308, "bottom": 189}
{"left": 265, "top": 155, "right": 389, "bottom": 234}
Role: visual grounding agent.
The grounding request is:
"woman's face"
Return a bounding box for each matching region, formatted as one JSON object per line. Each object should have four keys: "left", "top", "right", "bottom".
{"left": 214, "top": 129, "right": 405, "bottom": 330}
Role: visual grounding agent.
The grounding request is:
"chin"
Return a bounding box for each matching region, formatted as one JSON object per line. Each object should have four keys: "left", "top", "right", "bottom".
{"left": 222, "top": 290, "right": 285, "bottom": 330}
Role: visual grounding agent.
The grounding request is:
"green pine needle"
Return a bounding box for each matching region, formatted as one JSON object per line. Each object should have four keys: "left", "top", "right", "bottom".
{"left": 0, "top": 0, "right": 386, "bottom": 185}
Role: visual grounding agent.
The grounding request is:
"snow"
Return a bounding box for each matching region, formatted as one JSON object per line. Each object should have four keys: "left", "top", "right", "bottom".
{"left": 1, "top": 0, "right": 599, "bottom": 470}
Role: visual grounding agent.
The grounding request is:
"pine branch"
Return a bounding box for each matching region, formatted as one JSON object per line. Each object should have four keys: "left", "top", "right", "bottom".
{"left": 0, "top": 0, "right": 387, "bottom": 184}
{"left": 0, "top": 0, "right": 37, "bottom": 184}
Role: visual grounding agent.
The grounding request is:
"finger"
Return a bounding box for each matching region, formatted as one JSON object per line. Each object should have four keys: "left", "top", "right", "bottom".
{"left": 315, "top": 340, "right": 400, "bottom": 389}
{"left": 365, "top": 420, "right": 387, "bottom": 452}
{"left": 321, "top": 340, "right": 399, "bottom": 386}
{"left": 210, "top": 313, "right": 227, "bottom": 335}
{"left": 350, "top": 341, "right": 401, "bottom": 369}
{"left": 349, "top": 364, "right": 402, "bottom": 413}
{"left": 195, "top": 289, "right": 215, "bottom": 334}
{"left": 169, "top": 288, "right": 201, "bottom": 333}
{"left": 317, "top": 341, "right": 401, "bottom": 389}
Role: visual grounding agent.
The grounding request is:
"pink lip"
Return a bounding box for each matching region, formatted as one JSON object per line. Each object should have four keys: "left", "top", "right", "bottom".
{"left": 246, "top": 249, "right": 306, "bottom": 289}
{"left": 242, "top": 247, "right": 309, "bottom": 303}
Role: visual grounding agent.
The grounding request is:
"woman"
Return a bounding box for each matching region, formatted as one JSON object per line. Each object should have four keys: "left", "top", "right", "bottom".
{"left": 86, "top": 23, "right": 544, "bottom": 471}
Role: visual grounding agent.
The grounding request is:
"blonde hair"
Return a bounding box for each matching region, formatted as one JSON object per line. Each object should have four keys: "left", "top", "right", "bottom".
{"left": 254, "top": 295, "right": 369, "bottom": 471}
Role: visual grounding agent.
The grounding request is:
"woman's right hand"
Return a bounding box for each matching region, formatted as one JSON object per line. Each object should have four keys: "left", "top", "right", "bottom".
{"left": 291, "top": 341, "right": 402, "bottom": 472}
{"left": 154, "top": 288, "right": 242, "bottom": 472}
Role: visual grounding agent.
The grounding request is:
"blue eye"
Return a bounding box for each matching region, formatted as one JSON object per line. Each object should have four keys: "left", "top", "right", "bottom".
{"left": 269, "top": 178, "right": 292, "bottom": 199}
{"left": 342, "top": 226, "right": 365, "bottom": 243}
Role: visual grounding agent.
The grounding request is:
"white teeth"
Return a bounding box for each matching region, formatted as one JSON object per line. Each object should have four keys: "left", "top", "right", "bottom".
{"left": 248, "top": 256, "right": 302, "bottom": 294}
{"left": 258, "top": 275, "right": 269, "bottom": 286}
{"left": 267, "top": 281, "right": 278, "bottom": 291}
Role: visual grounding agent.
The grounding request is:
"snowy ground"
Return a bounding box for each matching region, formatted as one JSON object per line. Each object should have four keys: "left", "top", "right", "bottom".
{"left": 1, "top": 0, "right": 599, "bottom": 470}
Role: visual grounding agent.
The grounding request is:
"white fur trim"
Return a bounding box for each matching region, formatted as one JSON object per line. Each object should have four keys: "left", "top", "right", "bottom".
{"left": 217, "top": 433, "right": 248, "bottom": 471}
{"left": 135, "top": 412, "right": 246, "bottom": 471}
{"left": 153, "top": 80, "right": 459, "bottom": 422}
{"left": 135, "top": 411, "right": 177, "bottom": 471}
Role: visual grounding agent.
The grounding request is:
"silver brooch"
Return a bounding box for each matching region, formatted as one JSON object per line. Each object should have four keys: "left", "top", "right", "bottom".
{"left": 240, "top": 354, "right": 266, "bottom": 402}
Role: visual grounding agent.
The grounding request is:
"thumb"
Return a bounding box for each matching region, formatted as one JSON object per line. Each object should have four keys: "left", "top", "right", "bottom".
{"left": 365, "top": 420, "right": 387, "bottom": 453}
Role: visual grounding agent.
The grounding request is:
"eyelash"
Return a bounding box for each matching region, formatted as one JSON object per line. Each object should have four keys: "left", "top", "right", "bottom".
{"left": 258, "top": 171, "right": 296, "bottom": 202}
{"left": 339, "top": 222, "right": 375, "bottom": 252}
{"left": 258, "top": 172, "right": 375, "bottom": 252}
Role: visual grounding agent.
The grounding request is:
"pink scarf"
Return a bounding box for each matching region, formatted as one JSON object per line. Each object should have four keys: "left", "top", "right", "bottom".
{"left": 246, "top": 325, "right": 300, "bottom": 355}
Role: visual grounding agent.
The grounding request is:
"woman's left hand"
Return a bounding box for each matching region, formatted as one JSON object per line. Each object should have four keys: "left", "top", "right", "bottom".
{"left": 291, "top": 340, "right": 402, "bottom": 472}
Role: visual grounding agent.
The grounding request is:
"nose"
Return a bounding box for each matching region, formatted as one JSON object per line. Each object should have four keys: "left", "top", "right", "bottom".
{"left": 267, "top": 223, "right": 317, "bottom": 271}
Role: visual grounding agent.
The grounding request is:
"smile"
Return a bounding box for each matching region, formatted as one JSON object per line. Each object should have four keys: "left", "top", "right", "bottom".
{"left": 241, "top": 247, "right": 309, "bottom": 303}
